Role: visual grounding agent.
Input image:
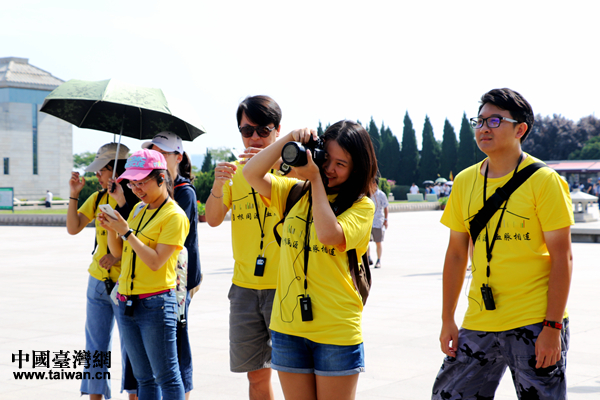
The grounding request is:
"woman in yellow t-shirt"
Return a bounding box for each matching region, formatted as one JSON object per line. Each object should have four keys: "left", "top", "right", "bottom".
{"left": 99, "top": 149, "right": 189, "bottom": 400}
{"left": 66, "top": 142, "right": 139, "bottom": 400}
{"left": 244, "top": 120, "right": 377, "bottom": 400}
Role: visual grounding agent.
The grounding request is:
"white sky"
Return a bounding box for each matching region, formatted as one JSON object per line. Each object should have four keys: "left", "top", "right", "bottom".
{"left": 3, "top": 0, "right": 599, "bottom": 157}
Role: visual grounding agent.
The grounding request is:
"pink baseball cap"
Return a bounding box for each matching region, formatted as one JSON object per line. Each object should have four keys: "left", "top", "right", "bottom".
{"left": 117, "top": 149, "right": 167, "bottom": 182}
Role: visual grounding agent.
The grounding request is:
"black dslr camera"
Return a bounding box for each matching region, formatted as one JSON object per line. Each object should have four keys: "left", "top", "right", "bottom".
{"left": 281, "top": 136, "right": 326, "bottom": 167}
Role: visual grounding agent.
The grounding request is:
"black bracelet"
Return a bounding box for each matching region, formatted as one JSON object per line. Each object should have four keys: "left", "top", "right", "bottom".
{"left": 69, "top": 197, "right": 79, "bottom": 201}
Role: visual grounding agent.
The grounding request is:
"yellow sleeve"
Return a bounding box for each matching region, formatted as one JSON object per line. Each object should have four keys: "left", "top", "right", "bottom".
{"left": 269, "top": 174, "right": 300, "bottom": 214}
{"left": 157, "top": 211, "right": 190, "bottom": 250}
{"left": 536, "top": 171, "right": 574, "bottom": 231}
{"left": 78, "top": 191, "right": 100, "bottom": 221}
{"left": 336, "top": 197, "right": 374, "bottom": 251}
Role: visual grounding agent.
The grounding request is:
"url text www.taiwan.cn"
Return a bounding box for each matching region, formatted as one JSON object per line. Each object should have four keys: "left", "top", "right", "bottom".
{"left": 11, "top": 350, "right": 111, "bottom": 381}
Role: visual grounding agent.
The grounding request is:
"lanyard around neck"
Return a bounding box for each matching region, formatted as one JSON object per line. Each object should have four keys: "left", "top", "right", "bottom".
{"left": 251, "top": 189, "right": 269, "bottom": 252}
{"left": 302, "top": 186, "right": 313, "bottom": 293}
{"left": 482, "top": 154, "right": 523, "bottom": 279}
{"left": 129, "top": 196, "right": 170, "bottom": 292}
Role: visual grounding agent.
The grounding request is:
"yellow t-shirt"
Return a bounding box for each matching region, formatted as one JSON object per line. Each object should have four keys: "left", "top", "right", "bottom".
{"left": 78, "top": 191, "right": 121, "bottom": 282}
{"left": 118, "top": 200, "right": 189, "bottom": 295}
{"left": 223, "top": 162, "right": 287, "bottom": 289}
{"left": 441, "top": 154, "right": 574, "bottom": 331}
{"left": 268, "top": 175, "right": 374, "bottom": 345}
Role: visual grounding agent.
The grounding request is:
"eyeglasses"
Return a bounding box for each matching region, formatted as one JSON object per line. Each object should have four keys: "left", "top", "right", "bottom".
{"left": 95, "top": 166, "right": 112, "bottom": 176}
{"left": 239, "top": 125, "right": 275, "bottom": 138}
{"left": 127, "top": 176, "right": 153, "bottom": 190}
{"left": 470, "top": 116, "right": 519, "bottom": 129}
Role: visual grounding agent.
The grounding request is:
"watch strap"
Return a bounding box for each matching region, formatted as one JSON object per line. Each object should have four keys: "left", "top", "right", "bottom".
{"left": 121, "top": 229, "right": 134, "bottom": 241}
{"left": 543, "top": 319, "right": 563, "bottom": 330}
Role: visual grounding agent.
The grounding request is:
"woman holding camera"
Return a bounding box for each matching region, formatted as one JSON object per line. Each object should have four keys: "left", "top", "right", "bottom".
{"left": 67, "top": 143, "right": 139, "bottom": 400}
{"left": 99, "top": 149, "right": 189, "bottom": 400}
{"left": 244, "top": 120, "right": 377, "bottom": 400}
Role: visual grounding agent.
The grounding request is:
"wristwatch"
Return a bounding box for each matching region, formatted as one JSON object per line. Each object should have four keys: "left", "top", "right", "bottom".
{"left": 543, "top": 319, "right": 563, "bottom": 330}
{"left": 121, "top": 229, "right": 134, "bottom": 241}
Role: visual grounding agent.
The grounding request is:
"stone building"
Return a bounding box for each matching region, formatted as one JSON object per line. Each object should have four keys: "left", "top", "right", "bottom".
{"left": 0, "top": 57, "right": 72, "bottom": 200}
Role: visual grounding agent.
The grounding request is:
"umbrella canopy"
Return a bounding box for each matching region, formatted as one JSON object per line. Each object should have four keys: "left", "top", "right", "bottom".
{"left": 422, "top": 180, "right": 435, "bottom": 186}
{"left": 40, "top": 79, "right": 206, "bottom": 141}
{"left": 445, "top": 181, "right": 454, "bottom": 186}
{"left": 435, "top": 177, "right": 448, "bottom": 183}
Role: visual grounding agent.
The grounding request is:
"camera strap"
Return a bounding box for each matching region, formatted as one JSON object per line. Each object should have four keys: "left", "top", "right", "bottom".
{"left": 129, "top": 196, "right": 170, "bottom": 293}
{"left": 302, "top": 186, "right": 313, "bottom": 294}
{"left": 251, "top": 189, "right": 269, "bottom": 253}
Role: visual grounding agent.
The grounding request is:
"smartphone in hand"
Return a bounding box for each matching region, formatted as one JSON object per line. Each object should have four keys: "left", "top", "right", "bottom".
{"left": 98, "top": 204, "right": 118, "bottom": 220}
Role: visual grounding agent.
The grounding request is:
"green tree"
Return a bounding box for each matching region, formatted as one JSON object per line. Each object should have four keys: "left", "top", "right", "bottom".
{"left": 399, "top": 112, "right": 419, "bottom": 185}
{"left": 570, "top": 135, "right": 600, "bottom": 159}
{"left": 73, "top": 151, "right": 96, "bottom": 176}
{"left": 378, "top": 125, "right": 402, "bottom": 182}
{"left": 201, "top": 149, "right": 214, "bottom": 172}
{"left": 440, "top": 119, "right": 458, "bottom": 180}
{"left": 456, "top": 113, "right": 478, "bottom": 173}
{"left": 209, "top": 147, "right": 236, "bottom": 163}
{"left": 317, "top": 121, "right": 325, "bottom": 136}
{"left": 419, "top": 115, "right": 440, "bottom": 182}
{"left": 193, "top": 170, "right": 215, "bottom": 203}
{"left": 367, "top": 117, "right": 382, "bottom": 161}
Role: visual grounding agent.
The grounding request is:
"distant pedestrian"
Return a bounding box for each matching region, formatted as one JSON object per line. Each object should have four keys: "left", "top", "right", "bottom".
{"left": 410, "top": 183, "right": 419, "bottom": 194}
{"left": 368, "top": 178, "right": 389, "bottom": 268}
{"left": 45, "top": 190, "right": 52, "bottom": 207}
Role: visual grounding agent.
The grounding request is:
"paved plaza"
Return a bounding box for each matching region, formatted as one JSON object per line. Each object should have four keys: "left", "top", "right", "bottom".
{"left": 1, "top": 210, "right": 599, "bottom": 399}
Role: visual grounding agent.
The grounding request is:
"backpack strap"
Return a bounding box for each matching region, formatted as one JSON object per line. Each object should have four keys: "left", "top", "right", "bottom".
{"left": 469, "top": 162, "right": 546, "bottom": 244}
{"left": 273, "top": 181, "right": 310, "bottom": 246}
{"left": 91, "top": 190, "right": 107, "bottom": 255}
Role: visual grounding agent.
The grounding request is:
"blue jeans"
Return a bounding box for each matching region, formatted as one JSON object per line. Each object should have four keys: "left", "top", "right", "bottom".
{"left": 177, "top": 291, "right": 193, "bottom": 392}
{"left": 81, "top": 275, "right": 132, "bottom": 399}
{"left": 117, "top": 290, "right": 184, "bottom": 400}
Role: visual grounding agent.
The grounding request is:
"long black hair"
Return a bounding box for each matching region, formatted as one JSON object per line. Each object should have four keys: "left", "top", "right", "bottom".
{"left": 106, "top": 159, "right": 140, "bottom": 208}
{"left": 322, "top": 120, "right": 378, "bottom": 215}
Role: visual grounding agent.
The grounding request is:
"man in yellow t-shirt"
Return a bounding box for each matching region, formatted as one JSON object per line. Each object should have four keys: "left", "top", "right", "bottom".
{"left": 432, "top": 89, "right": 574, "bottom": 400}
{"left": 205, "top": 95, "right": 286, "bottom": 400}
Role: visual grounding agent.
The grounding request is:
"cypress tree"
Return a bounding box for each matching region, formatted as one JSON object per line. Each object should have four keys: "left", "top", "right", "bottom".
{"left": 440, "top": 119, "right": 458, "bottom": 180}
{"left": 419, "top": 115, "right": 440, "bottom": 182}
{"left": 380, "top": 126, "right": 402, "bottom": 182}
{"left": 317, "top": 121, "right": 325, "bottom": 137}
{"left": 399, "top": 112, "right": 419, "bottom": 185}
{"left": 201, "top": 148, "right": 214, "bottom": 172}
{"left": 367, "top": 117, "right": 382, "bottom": 161}
{"left": 456, "top": 113, "right": 478, "bottom": 173}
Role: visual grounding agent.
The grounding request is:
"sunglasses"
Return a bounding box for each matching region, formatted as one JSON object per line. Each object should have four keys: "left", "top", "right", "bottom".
{"left": 470, "top": 116, "right": 518, "bottom": 129}
{"left": 239, "top": 125, "right": 275, "bottom": 138}
{"left": 127, "top": 176, "right": 154, "bottom": 190}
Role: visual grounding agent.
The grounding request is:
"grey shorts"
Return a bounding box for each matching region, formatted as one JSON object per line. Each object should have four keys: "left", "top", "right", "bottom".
{"left": 432, "top": 319, "right": 569, "bottom": 400}
{"left": 370, "top": 227, "right": 384, "bottom": 242}
{"left": 228, "top": 284, "right": 275, "bottom": 373}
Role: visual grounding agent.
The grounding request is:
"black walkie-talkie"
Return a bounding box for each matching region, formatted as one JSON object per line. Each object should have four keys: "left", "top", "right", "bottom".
{"left": 299, "top": 295, "right": 313, "bottom": 321}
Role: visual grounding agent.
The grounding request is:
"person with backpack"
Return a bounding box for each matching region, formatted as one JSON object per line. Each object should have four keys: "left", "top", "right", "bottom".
{"left": 141, "top": 131, "right": 201, "bottom": 399}
{"left": 244, "top": 120, "right": 377, "bottom": 400}
{"left": 66, "top": 143, "right": 139, "bottom": 400}
{"left": 99, "top": 149, "right": 190, "bottom": 400}
{"left": 432, "top": 89, "right": 574, "bottom": 400}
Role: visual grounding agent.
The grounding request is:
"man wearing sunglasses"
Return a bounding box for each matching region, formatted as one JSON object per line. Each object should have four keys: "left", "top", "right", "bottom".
{"left": 432, "top": 88, "right": 573, "bottom": 400}
{"left": 206, "top": 95, "right": 285, "bottom": 400}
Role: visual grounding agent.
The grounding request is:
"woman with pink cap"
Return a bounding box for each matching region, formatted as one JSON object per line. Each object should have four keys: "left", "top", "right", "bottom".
{"left": 99, "top": 149, "right": 189, "bottom": 400}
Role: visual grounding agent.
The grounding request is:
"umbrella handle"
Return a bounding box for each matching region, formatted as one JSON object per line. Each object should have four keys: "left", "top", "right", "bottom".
{"left": 111, "top": 115, "right": 126, "bottom": 189}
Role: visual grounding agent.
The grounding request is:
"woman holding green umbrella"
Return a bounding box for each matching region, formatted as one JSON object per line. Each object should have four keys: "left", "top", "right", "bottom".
{"left": 66, "top": 143, "right": 139, "bottom": 400}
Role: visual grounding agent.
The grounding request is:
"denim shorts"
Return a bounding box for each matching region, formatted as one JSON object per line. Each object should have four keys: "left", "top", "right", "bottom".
{"left": 271, "top": 330, "right": 365, "bottom": 376}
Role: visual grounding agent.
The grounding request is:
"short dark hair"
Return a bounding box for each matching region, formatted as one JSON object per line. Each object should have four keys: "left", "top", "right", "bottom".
{"left": 323, "top": 120, "right": 378, "bottom": 215}
{"left": 236, "top": 95, "right": 282, "bottom": 129}
{"left": 478, "top": 88, "right": 534, "bottom": 142}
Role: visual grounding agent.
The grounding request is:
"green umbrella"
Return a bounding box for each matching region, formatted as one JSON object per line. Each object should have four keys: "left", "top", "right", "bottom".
{"left": 41, "top": 78, "right": 206, "bottom": 181}
{"left": 40, "top": 79, "right": 206, "bottom": 141}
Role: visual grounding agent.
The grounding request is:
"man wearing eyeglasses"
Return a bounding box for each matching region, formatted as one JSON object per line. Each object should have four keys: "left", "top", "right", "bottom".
{"left": 206, "top": 95, "right": 285, "bottom": 400}
{"left": 432, "top": 88, "right": 573, "bottom": 400}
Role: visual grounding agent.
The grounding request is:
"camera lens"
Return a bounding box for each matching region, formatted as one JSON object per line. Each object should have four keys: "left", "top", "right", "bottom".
{"left": 281, "top": 142, "right": 307, "bottom": 166}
